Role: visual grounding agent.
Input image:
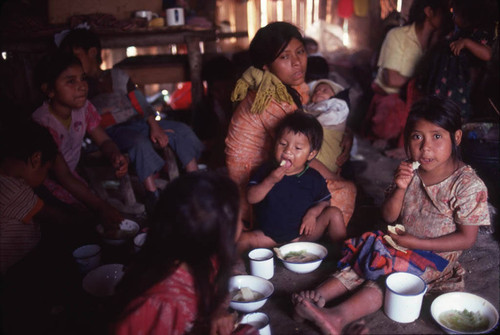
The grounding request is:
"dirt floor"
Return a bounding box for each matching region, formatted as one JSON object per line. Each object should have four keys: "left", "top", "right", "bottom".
{"left": 248, "top": 137, "right": 500, "bottom": 335}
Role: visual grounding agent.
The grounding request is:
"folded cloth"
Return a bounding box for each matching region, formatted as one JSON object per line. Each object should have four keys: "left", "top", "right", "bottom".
{"left": 338, "top": 230, "right": 449, "bottom": 281}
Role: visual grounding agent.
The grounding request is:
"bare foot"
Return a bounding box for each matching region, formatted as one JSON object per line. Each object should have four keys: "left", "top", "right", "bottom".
{"left": 292, "top": 290, "right": 326, "bottom": 307}
{"left": 342, "top": 320, "right": 369, "bottom": 335}
{"left": 294, "top": 297, "right": 342, "bottom": 335}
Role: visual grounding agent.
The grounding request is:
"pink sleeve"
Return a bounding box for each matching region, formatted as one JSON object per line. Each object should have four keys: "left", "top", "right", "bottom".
{"left": 85, "top": 102, "right": 102, "bottom": 132}
{"left": 114, "top": 299, "right": 191, "bottom": 335}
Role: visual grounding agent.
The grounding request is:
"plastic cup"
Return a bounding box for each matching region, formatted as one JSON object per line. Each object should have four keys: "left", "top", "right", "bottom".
{"left": 249, "top": 248, "right": 274, "bottom": 280}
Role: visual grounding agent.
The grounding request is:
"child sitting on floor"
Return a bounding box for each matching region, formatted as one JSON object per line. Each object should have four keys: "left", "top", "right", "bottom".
{"left": 305, "top": 79, "right": 350, "bottom": 174}
{"left": 0, "top": 121, "right": 58, "bottom": 274}
{"left": 236, "top": 111, "right": 346, "bottom": 254}
{"left": 291, "top": 96, "right": 490, "bottom": 335}
{"left": 32, "top": 51, "right": 127, "bottom": 226}
{"left": 111, "top": 171, "right": 257, "bottom": 335}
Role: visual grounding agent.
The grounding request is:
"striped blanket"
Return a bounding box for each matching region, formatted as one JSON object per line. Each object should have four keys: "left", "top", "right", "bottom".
{"left": 338, "top": 230, "right": 449, "bottom": 281}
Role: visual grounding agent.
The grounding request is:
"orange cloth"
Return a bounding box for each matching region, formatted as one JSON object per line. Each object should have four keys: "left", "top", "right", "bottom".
{"left": 225, "top": 82, "right": 355, "bottom": 227}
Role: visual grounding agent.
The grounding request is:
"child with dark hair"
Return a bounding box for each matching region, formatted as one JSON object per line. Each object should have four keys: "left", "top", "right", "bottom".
{"left": 237, "top": 111, "right": 346, "bottom": 254}
{"left": 292, "top": 96, "right": 490, "bottom": 334}
{"left": 32, "top": 51, "right": 127, "bottom": 227}
{"left": 0, "top": 121, "right": 58, "bottom": 274}
{"left": 112, "top": 171, "right": 257, "bottom": 335}
{"left": 59, "top": 28, "right": 204, "bottom": 210}
{"left": 417, "top": 0, "right": 495, "bottom": 121}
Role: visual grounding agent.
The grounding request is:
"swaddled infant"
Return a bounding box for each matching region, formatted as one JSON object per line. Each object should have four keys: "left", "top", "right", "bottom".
{"left": 305, "top": 79, "right": 349, "bottom": 173}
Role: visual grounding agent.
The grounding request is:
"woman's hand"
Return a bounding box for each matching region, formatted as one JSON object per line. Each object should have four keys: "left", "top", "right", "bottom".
{"left": 393, "top": 161, "right": 415, "bottom": 190}
{"left": 336, "top": 127, "right": 353, "bottom": 167}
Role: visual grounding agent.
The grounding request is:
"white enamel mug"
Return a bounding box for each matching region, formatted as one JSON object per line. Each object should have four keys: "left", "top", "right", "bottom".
{"left": 248, "top": 248, "right": 274, "bottom": 280}
{"left": 166, "top": 7, "right": 185, "bottom": 26}
{"left": 240, "top": 312, "right": 271, "bottom": 335}
{"left": 72, "top": 244, "right": 101, "bottom": 274}
{"left": 384, "top": 272, "right": 427, "bottom": 323}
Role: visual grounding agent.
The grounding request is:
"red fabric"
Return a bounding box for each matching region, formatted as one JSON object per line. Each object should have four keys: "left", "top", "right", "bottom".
{"left": 170, "top": 82, "right": 193, "bottom": 110}
{"left": 99, "top": 113, "right": 116, "bottom": 129}
{"left": 127, "top": 90, "right": 145, "bottom": 116}
{"left": 363, "top": 83, "right": 407, "bottom": 141}
{"left": 338, "top": 0, "right": 354, "bottom": 18}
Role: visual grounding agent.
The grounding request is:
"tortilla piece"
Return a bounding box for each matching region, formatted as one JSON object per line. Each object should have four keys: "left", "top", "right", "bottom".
{"left": 280, "top": 160, "right": 286, "bottom": 166}
{"left": 412, "top": 161, "right": 421, "bottom": 170}
{"left": 387, "top": 224, "right": 405, "bottom": 235}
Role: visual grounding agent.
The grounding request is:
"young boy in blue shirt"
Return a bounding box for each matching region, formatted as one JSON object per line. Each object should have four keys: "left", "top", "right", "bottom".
{"left": 237, "top": 111, "right": 346, "bottom": 254}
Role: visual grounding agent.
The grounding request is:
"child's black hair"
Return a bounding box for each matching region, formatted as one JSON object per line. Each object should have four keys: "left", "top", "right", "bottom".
{"left": 0, "top": 120, "right": 58, "bottom": 164}
{"left": 59, "top": 28, "right": 103, "bottom": 65}
{"left": 112, "top": 171, "right": 240, "bottom": 331}
{"left": 35, "top": 51, "right": 83, "bottom": 91}
{"left": 404, "top": 95, "right": 462, "bottom": 159}
{"left": 275, "top": 111, "right": 323, "bottom": 154}
{"left": 451, "top": 0, "right": 497, "bottom": 31}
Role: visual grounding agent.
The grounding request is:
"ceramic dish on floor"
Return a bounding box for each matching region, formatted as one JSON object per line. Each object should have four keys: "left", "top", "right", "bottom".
{"left": 431, "top": 292, "right": 499, "bottom": 334}
{"left": 229, "top": 275, "right": 274, "bottom": 313}
{"left": 97, "top": 219, "right": 140, "bottom": 246}
{"left": 275, "top": 242, "right": 328, "bottom": 274}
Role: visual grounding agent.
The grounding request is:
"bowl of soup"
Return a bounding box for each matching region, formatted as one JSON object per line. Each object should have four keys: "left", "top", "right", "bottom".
{"left": 97, "top": 219, "right": 140, "bottom": 246}
{"left": 276, "top": 242, "right": 328, "bottom": 274}
{"left": 229, "top": 275, "right": 274, "bottom": 313}
{"left": 431, "top": 292, "right": 499, "bottom": 334}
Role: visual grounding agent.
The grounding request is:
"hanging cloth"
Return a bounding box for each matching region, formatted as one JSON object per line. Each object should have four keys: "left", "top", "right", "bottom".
{"left": 354, "top": 0, "right": 369, "bottom": 17}
{"left": 338, "top": 0, "right": 354, "bottom": 19}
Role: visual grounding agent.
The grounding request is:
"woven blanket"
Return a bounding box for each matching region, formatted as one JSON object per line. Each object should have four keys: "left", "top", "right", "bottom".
{"left": 338, "top": 230, "right": 449, "bottom": 281}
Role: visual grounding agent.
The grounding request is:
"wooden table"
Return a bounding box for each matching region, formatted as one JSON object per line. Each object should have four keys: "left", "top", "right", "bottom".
{"left": 0, "top": 26, "right": 216, "bottom": 119}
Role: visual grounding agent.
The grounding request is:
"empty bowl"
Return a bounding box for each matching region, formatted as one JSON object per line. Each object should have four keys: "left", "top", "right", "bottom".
{"left": 82, "top": 263, "right": 124, "bottom": 297}
{"left": 276, "top": 242, "right": 328, "bottom": 274}
{"left": 431, "top": 292, "right": 499, "bottom": 334}
{"left": 229, "top": 275, "right": 274, "bottom": 313}
{"left": 97, "top": 219, "right": 140, "bottom": 246}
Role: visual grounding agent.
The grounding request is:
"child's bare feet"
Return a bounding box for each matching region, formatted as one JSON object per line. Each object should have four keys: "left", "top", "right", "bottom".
{"left": 293, "top": 297, "right": 342, "bottom": 335}
{"left": 292, "top": 290, "right": 326, "bottom": 308}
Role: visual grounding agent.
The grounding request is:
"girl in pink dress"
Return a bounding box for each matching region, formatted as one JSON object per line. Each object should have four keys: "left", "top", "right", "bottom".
{"left": 292, "top": 96, "right": 490, "bottom": 334}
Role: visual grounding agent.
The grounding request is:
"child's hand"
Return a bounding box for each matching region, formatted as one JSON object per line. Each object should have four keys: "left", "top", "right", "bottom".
{"left": 268, "top": 160, "right": 291, "bottom": 184}
{"left": 393, "top": 161, "right": 415, "bottom": 190}
{"left": 450, "top": 38, "right": 467, "bottom": 56}
{"left": 299, "top": 213, "right": 316, "bottom": 236}
{"left": 209, "top": 309, "right": 237, "bottom": 335}
{"left": 150, "top": 127, "right": 171, "bottom": 148}
{"left": 97, "top": 202, "right": 123, "bottom": 230}
{"left": 112, "top": 153, "right": 128, "bottom": 178}
{"left": 389, "top": 230, "right": 419, "bottom": 250}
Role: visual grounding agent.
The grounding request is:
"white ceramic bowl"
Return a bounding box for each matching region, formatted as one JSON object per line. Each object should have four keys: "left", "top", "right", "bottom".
{"left": 97, "top": 219, "right": 140, "bottom": 246}
{"left": 82, "top": 263, "right": 124, "bottom": 297}
{"left": 229, "top": 275, "right": 274, "bottom": 313}
{"left": 277, "top": 242, "right": 328, "bottom": 274}
{"left": 431, "top": 292, "right": 499, "bottom": 334}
